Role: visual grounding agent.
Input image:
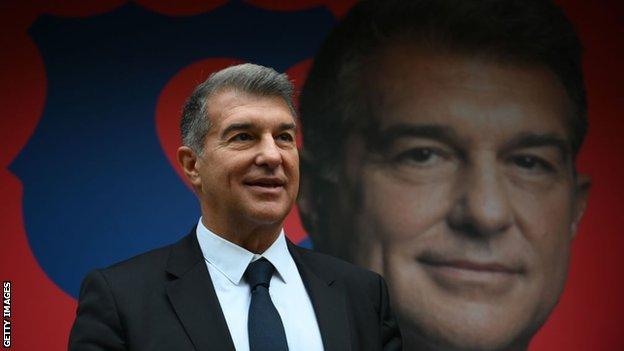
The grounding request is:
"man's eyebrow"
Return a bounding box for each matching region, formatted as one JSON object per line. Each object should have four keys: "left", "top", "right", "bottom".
{"left": 220, "top": 122, "right": 297, "bottom": 139}
{"left": 220, "top": 123, "right": 252, "bottom": 139}
{"left": 501, "top": 132, "right": 571, "bottom": 157}
{"left": 370, "top": 123, "right": 461, "bottom": 150}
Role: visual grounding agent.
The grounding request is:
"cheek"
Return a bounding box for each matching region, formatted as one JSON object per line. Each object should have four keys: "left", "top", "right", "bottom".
{"left": 510, "top": 184, "right": 574, "bottom": 252}
{"left": 509, "top": 184, "right": 574, "bottom": 296}
{"left": 359, "top": 167, "right": 454, "bottom": 242}
{"left": 209, "top": 156, "right": 251, "bottom": 196}
{"left": 283, "top": 151, "right": 299, "bottom": 191}
{"left": 287, "top": 152, "right": 300, "bottom": 177}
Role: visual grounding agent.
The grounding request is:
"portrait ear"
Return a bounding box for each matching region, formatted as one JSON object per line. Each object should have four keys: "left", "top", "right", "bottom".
{"left": 297, "top": 155, "right": 319, "bottom": 235}
{"left": 570, "top": 173, "right": 591, "bottom": 239}
{"left": 176, "top": 146, "right": 202, "bottom": 189}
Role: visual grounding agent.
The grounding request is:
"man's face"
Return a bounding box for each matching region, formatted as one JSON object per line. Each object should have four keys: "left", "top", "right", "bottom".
{"left": 194, "top": 90, "right": 299, "bottom": 231}
{"left": 334, "top": 47, "right": 588, "bottom": 350}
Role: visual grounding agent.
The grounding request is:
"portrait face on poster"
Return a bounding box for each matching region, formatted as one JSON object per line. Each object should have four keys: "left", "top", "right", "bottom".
{"left": 298, "top": 0, "right": 590, "bottom": 349}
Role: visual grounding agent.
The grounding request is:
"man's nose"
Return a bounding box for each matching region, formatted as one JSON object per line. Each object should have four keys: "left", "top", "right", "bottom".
{"left": 448, "top": 157, "right": 513, "bottom": 237}
{"left": 254, "top": 135, "right": 282, "bottom": 169}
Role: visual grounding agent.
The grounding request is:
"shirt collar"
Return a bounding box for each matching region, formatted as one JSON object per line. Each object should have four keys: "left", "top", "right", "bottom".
{"left": 195, "top": 218, "right": 293, "bottom": 285}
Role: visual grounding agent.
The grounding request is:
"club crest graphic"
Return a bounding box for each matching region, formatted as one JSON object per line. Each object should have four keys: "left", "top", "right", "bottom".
{"left": 10, "top": 1, "right": 333, "bottom": 298}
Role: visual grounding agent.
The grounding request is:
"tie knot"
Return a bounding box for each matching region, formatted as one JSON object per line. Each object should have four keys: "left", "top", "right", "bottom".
{"left": 245, "top": 258, "right": 275, "bottom": 290}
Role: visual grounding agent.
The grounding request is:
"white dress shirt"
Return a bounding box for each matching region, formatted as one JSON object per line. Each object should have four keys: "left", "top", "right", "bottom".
{"left": 196, "top": 218, "right": 324, "bottom": 351}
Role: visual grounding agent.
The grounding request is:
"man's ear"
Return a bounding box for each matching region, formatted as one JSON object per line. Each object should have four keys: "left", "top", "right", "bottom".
{"left": 570, "top": 173, "right": 591, "bottom": 239}
{"left": 177, "top": 146, "right": 202, "bottom": 190}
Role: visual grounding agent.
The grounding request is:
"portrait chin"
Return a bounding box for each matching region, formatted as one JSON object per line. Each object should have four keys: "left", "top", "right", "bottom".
{"left": 347, "top": 234, "right": 567, "bottom": 351}
{"left": 388, "top": 266, "right": 561, "bottom": 351}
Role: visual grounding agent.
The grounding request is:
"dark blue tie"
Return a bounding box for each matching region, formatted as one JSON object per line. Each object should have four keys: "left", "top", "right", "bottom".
{"left": 245, "top": 258, "right": 289, "bottom": 351}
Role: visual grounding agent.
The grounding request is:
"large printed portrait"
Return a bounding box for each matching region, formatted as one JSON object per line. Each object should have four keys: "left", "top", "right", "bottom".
{"left": 297, "top": 1, "right": 598, "bottom": 349}
{"left": 1, "top": 0, "right": 622, "bottom": 350}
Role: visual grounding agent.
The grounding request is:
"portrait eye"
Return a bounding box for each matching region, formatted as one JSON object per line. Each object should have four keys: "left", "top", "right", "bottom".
{"left": 381, "top": 143, "right": 458, "bottom": 180}
{"left": 510, "top": 155, "right": 554, "bottom": 173}
{"left": 395, "top": 147, "right": 440, "bottom": 165}
{"left": 276, "top": 133, "right": 294, "bottom": 142}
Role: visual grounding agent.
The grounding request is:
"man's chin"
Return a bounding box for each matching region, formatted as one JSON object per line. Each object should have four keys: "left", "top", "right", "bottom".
{"left": 241, "top": 203, "right": 292, "bottom": 226}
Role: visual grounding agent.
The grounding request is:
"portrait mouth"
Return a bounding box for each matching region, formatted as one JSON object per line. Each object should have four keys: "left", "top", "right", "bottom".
{"left": 417, "top": 252, "right": 525, "bottom": 294}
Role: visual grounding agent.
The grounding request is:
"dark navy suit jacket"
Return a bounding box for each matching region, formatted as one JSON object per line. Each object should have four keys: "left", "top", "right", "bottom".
{"left": 68, "top": 229, "right": 402, "bottom": 351}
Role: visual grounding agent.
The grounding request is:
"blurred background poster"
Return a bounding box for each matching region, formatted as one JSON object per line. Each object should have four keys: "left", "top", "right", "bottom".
{"left": 0, "top": 0, "right": 622, "bottom": 350}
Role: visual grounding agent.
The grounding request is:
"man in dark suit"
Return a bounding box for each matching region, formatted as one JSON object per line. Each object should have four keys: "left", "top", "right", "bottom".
{"left": 68, "top": 63, "right": 401, "bottom": 351}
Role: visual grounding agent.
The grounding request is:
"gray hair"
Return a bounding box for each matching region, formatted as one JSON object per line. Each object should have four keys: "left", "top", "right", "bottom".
{"left": 180, "top": 63, "right": 296, "bottom": 153}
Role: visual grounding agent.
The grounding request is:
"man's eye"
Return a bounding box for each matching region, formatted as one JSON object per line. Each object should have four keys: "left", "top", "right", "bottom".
{"left": 232, "top": 133, "right": 253, "bottom": 141}
{"left": 510, "top": 155, "right": 554, "bottom": 173}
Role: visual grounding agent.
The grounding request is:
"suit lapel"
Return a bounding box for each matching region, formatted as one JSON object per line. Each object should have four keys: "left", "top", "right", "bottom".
{"left": 288, "top": 241, "right": 351, "bottom": 351}
{"left": 165, "top": 232, "right": 235, "bottom": 351}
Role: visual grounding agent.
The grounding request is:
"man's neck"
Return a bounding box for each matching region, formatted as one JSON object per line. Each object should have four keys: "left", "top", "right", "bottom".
{"left": 200, "top": 216, "right": 283, "bottom": 254}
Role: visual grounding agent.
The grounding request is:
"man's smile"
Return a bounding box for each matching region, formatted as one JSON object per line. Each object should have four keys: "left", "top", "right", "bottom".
{"left": 243, "top": 176, "right": 286, "bottom": 194}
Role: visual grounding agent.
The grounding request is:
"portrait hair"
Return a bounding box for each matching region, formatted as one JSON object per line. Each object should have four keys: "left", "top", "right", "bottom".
{"left": 180, "top": 63, "right": 296, "bottom": 153}
{"left": 298, "top": 0, "right": 587, "bottom": 253}
{"left": 300, "top": 0, "right": 587, "bottom": 177}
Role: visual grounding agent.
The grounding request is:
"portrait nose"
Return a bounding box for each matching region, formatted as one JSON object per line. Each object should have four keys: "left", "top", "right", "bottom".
{"left": 255, "top": 135, "right": 282, "bottom": 169}
{"left": 448, "top": 159, "right": 513, "bottom": 237}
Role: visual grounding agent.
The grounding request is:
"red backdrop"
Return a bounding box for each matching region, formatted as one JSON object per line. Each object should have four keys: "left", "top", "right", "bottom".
{"left": 0, "top": 1, "right": 622, "bottom": 350}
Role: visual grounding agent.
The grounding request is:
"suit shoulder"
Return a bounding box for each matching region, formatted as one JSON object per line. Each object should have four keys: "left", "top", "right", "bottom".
{"left": 103, "top": 242, "right": 172, "bottom": 275}
{"left": 79, "top": 236, "right": 190, "bottom": 305}
{"left": 92, "top": 232, "right": 192, "bottom": 287}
